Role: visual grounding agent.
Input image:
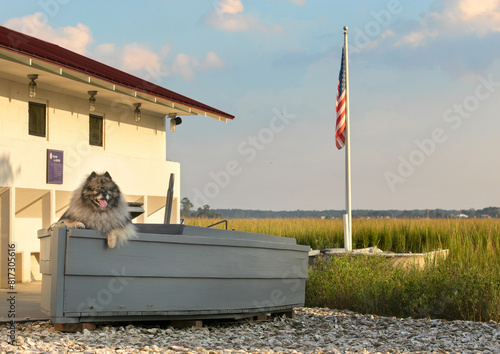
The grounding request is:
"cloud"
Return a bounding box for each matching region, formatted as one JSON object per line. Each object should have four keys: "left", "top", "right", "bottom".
{"left": 394, "top": 0, "right": 500, "bottom": 47}
{"left": 351, "top": 0, "right": 500, "bottom": 77}
{"left": 94, "top": 43, "right": 116, "bottom": 57}
{"left": 122, "top": 43, "right": 161, "bottom": 72}
{"left": 94, "top": 42, "right": 226, "bottom": 83}
{"left": 269, "top": 0, "right": 306, "bottom": 5}
{"left": 160, "top": 44, "right": 172, "bottom": 58}
{"left": 172, "top": 51, "right": 225, "bottom": 81}
{"left": 92, "top": 42, "right": 170, "bottom": 83}
{"left": 204, "top": 51, "right": 225, "bottom": 68}
{"left": 356, "top": 0, "right": 500, "bottom": 54}
{"left": 3, "top": 14, "right": 225, "bottom": 83}
{"left": 455, "top": 0, "right": 500, "bottom": 35}
{"left": 202, "top": 0, "right": 282, "bottom": 33}
{"left": 96, "top": 43, "right": 226, "bottom": 82}
{"left": 172, "top": 53, "right": 198, "bottom": 81}
{"left": 395, "top": 29, "right": 438, "bottom": 47}
{"left": 217, "top": 0, "right": 244, "bottom": 14}
{"left": 459, "top": 0, "right": 500, "bottom": 20}
{"left": 3, "top": 13, "right": 92, "bottom": 54}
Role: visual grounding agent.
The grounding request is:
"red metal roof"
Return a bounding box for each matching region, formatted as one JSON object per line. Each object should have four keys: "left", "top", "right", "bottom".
{"left": 0, "top": 25, "right": 234, "bottom": 120}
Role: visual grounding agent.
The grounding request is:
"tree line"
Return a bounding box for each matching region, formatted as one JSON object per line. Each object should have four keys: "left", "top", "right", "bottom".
{"left": 181, "top": 198, "right": 500, "bottom": 219}
{"left": 181, "top": 198, "right": 221, "bottom": 218}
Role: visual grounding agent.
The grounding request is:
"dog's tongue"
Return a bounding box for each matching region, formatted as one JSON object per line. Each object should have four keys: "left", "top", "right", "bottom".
{"left": 99, "top": 199, "right": 108, "bottom": 208}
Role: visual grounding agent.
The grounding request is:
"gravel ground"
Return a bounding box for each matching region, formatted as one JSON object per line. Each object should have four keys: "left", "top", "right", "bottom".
{"left": 1, "top": 307, "right": 499, "bottom": 353}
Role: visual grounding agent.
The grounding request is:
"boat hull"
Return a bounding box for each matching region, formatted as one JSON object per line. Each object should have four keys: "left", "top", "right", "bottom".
{"left": 38, "top": 224, "right": 310, "bottom": 324}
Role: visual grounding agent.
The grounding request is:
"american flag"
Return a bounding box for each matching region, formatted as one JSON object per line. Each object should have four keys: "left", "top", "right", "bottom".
{"left": 335, "top": 46, "right": 346, "bottom": 150}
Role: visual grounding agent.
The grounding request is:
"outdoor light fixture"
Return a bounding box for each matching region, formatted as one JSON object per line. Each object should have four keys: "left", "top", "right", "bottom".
{"left": 88, "top": 91, "right": 97, "bottom": 112}
{"left": 133, "top": 103, "right": 141, "bottom": 121}
{"left": 27, "top": 74, "right": 38, "bottom": 97}
{"left": 169, "top": 113, "right": 182, "bottom": 132}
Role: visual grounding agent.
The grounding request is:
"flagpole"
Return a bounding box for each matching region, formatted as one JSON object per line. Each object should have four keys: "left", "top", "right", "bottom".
{"left": 343, "top": 26, "right": 352, "bottom": 252}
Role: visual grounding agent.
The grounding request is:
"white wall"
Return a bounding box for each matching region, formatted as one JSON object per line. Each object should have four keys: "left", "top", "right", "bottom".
{"left": 0, "top": 78, "right": 177, "bottom": 191}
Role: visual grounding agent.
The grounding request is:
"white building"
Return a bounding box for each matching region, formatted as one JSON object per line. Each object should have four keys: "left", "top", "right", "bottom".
{"left": 0, "top": 26, "right": 234, "bottom": 288}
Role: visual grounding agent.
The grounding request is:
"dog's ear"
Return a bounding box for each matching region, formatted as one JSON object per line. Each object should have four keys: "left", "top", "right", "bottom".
{"left": 104, "top": 171, "right": 112, "bottom": 179}
{"left": 87, "top": 171, "right": 97, "bottom": 180}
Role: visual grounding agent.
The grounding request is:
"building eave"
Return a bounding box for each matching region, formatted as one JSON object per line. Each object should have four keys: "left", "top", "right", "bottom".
{"left": 0, "top": 25, "right": 234, "bottom": 122}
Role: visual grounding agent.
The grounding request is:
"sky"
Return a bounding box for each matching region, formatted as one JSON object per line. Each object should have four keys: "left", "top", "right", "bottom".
{"left": 1, "top": 0, "right": 500, "bottom": 211}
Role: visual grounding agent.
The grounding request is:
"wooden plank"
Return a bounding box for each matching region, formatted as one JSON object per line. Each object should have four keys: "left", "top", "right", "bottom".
{"left": 63, "top": 276, "right": 306, "bottom": 314}
{"left": 37, "top": 229, "right": 51, "bottom": 238}
{"left": 164, "top": 173, "right": 174, "bottom": 224}
{"left": 273, "top": 309, "right": 295, "bottom": 318}
{"left": 50, "top": 227, "right": 67, "bottom": 322}
{"left": 134, "top": 224, "right": 183, "bottom": 234}
{"left": 135, "top": 224, "right": 296, "bottom": 244}
{"left": 65, "top": 236, "right": 309, "bottom": 279}
{"left": 170, "top": 320, "right": 202, "bottom": 329}
{"left": 66, "top": 228, "right": 308, "bottom": 252}
{"left": 252, "top": 314, "right": 268, "bottom": 321}
{"left": 40, "top": 274, "right": 51, "bottom": 314}
{"left": 39, "top": 235, "right": 51, "bottom": 274}
{"left": 57, "top": 303, "right": 296, "bottom": 323}
{"left": 181, "top": 225, "right": 297, "bottom": 244}
{"left": 54, "top": 323, "right": 96, "bottom": 333}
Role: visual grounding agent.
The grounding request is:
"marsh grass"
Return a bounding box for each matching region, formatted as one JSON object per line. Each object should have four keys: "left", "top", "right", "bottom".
{"left": 184, "top": 217, "right": 500, "bottom": 321}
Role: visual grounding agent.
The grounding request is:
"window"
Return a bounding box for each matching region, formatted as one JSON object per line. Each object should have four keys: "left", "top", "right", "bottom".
{"left": 28, "top": 102, "right": 46, "bottom": 137}
{"left": 89, "top": 114, "right": 103, "bottom": 146}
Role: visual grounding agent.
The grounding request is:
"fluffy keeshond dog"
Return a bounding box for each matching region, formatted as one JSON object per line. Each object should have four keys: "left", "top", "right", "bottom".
{"left": 57, "top": 171, "right": 136, "bottom": 248}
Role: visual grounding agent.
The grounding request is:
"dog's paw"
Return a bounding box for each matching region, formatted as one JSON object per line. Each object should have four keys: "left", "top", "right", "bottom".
{"left": 107, "top": 235, "right": 117, "bottom": 248}
{"left": 58, "top": 220, "right": 86, "bottom": 229}
{"left": 75, "top": 222, "right": 86, "bottom": 229}
{"left": 47, "top": 222, "right": 66, "bottom": 231}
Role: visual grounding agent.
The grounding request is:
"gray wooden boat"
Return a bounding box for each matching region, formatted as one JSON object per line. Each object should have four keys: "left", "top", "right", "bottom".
{"left": 37, "top": 223, "right": 310, "bottom": 325}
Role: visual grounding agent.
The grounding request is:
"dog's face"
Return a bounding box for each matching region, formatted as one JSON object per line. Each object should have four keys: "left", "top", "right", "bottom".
{"left": 80, "top": 171, "right": 121, "bottom": 210}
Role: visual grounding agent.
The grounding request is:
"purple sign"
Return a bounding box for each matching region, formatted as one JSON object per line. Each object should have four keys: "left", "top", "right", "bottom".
{"left": 47, "top": 149, "right": 63, "bottom": 184}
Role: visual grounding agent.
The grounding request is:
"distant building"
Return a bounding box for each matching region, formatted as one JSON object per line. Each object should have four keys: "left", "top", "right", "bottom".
{"left": 0, "top": 26, "right": 233, "bottom": 287}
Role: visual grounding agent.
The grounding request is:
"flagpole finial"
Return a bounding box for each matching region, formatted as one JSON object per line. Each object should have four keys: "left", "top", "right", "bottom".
{"left": 343, "top": 26, "right": 348, "bottom": 32}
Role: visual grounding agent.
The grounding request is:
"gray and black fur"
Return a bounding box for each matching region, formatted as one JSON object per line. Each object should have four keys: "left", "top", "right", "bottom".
{"left": 58, "top": 171, "right": 136, "bottom": 248}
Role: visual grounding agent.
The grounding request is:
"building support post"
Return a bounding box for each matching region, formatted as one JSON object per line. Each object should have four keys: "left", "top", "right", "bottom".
{"left": 41, "top": 189, "right": 55, "bottom": 229}
{"left": 136, "top": 196, "right": 147, "bottom": 223}
{"left": 0, "top": 188, "right": 15, "bottom": 289}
